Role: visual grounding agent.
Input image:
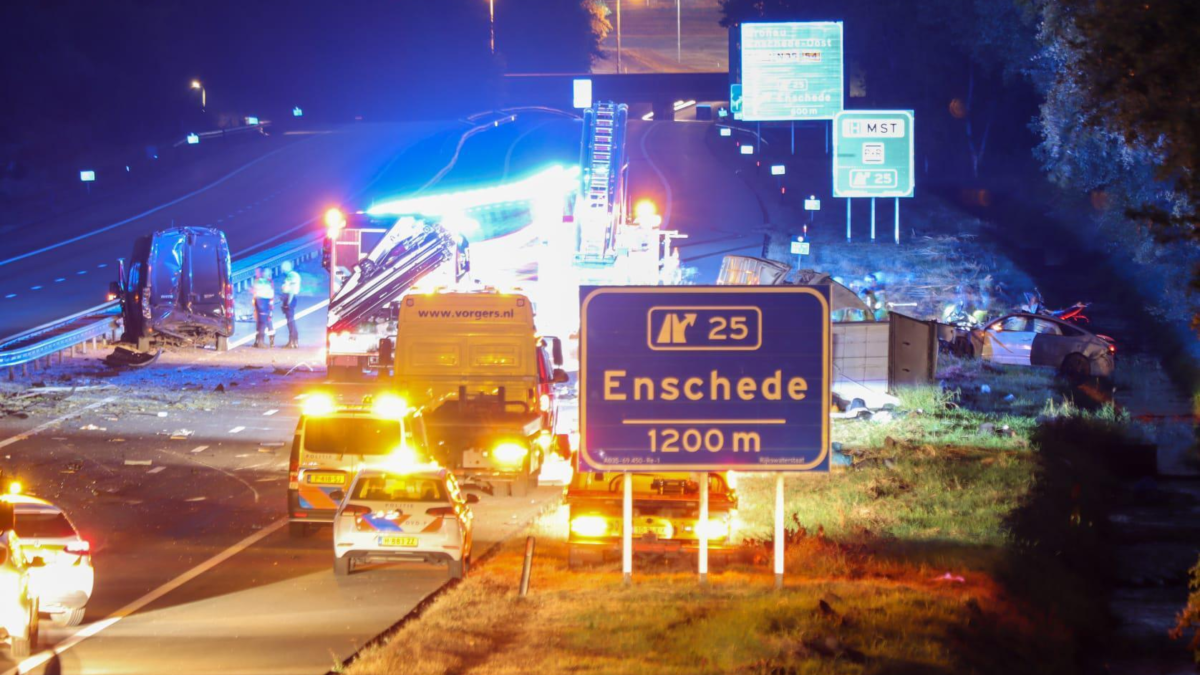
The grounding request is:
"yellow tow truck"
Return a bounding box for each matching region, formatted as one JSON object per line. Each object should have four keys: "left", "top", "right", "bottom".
{"left": 564, "top": 470, "right": 740, "bottom": 568}
{"left": 393, "top": 289, "right": 569, "bottom": 496}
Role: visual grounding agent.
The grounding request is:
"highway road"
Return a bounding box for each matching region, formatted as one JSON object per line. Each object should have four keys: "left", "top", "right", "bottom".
{"left": 0, "top": 110, "right": 768, "bottom": 674}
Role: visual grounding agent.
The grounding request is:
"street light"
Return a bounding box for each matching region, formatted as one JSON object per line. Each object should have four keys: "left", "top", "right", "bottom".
{"left": 488, "top": 0, "right": 495, "bottom": 54}
{"left": 190, "top": 80, "right": 206, "bottom": 111}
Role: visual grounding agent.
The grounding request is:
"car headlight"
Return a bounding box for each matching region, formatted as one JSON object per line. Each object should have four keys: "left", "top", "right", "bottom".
{"left": 700, "top": 518, "right": 730, "bottom": 540}
{"left": 371, "top": 393, "right": 408, "bottom": 419}
{"left": 492, "top": 442, "right": 527, "bottom": 466}
{"left": 570, "top": 515, "right": 609, "bottom": 538}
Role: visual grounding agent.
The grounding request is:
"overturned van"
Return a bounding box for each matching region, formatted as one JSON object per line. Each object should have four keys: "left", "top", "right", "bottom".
{"left": 114, "top": 227, "right": 234, "bottom": 351}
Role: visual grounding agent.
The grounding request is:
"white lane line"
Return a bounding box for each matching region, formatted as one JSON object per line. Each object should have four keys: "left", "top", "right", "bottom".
{"left": 263, "top": 409, "right": 278, "bottom": 416}
{"left": 54, "top": 278, "right": 65, "bottom": 283}
{"left": 229, "top": 426, "right": 245, "bottom": 434}
{"left": 76, "top": 270, "right": 87, "bottom": 275}
{"left": 190, "top": 445, "right": 209, "bottom": 453}
{"left": 30, "top": 286, "right": 41, "bottom": 291}
{"left": 3, "top": 294, "right": 14, "bottom": 299}
{"left": 0, "top": 398, "right": 116, "bottom": 452}
{"left": 96, "top": 263, "right": 107, "bottom": 268}
{"left": 151, "top": 448, "right": 261, "bottom": 504}
{"left": 147, "top": 466, "right": 166, "bottom": 474}
{"left": 5, "top": 518, "right": 287, "bottom": 675}
{"left": 228, "top": 299, "right": 329, "bottom": 349}
{"left": 0, "top": 142, "right": 305, "bottom": 268}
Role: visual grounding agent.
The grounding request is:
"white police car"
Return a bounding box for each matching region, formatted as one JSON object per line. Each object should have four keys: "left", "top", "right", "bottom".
{"left": 332, "top": 466, "right": 476, "bottom": 579}
{"left": 4, "top": 494, "right": 93, "bottom": 627}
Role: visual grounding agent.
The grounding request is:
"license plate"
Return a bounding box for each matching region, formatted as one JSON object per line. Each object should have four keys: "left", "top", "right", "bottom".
{"left": 307, "top": 473, "right": 345, "bottom": 485}
{"left": 634, "top": 526, "right": 668, "bottom": 538}
{"left": 379, "top": 536, "right": 419, "bottom": 547}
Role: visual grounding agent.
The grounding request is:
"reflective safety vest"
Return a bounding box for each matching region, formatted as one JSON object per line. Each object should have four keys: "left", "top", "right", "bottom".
{"left": 253, "top": 277, "right": 275, "bottom": 300}
{"left": 281, "top": 270, "right": 301, "bottom": 296}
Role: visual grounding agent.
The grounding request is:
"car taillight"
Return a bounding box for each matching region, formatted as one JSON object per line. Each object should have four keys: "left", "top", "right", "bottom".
{"left": 65, "top": 540, "right": 90, "bottom": 555}
{"left": 289, "top": 457, "right": 299, "bottom": 489}
{"left": 426, "top": 506, "right": 456, "bottom": 517}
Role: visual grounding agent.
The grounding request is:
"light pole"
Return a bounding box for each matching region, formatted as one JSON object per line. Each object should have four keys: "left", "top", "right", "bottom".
{"left": 616, "top": 0, "right": 622, "bottom": 73}
{"left": 677, "top": 0, "right": 681, "bottom": 63}
{"left": 488, "top": 0, "right": 495, "bottom": 54}
{"left": 190, "top": 80, "right": 206, "bottom": 112}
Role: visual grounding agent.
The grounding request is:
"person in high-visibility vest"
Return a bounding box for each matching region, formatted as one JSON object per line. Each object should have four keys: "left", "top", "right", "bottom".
{"left": 252, "top": 269, "right": 275, "bottom": 348}
{"left": 279, "top": 261, "right": 301, "bottom": 348}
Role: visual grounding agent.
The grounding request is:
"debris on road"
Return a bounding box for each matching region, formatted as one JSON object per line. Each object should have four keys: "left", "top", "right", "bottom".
{"left": 167, "top": 429, "right": 194, "bottom": 439}
{"left": 124, "top": 460, "right": 152, "bottom": 466}
{"left": 80, "top": 424, "right": 107, "bottom": 431}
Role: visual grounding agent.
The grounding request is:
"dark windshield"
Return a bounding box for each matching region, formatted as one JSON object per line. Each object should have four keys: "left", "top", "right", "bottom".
{"left": 304, "top": 418, "right": 401, "bottom": 455}
{"left": 353, "top": 475, "right": 446, "bottom": 502}
{"left": 16, "top": 512, "right": 77, "bottom": 538}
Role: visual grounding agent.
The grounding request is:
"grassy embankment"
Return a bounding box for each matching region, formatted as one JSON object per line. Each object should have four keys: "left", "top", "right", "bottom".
{"left": 344, "top": 359, "right": 1137, "bottom": 675}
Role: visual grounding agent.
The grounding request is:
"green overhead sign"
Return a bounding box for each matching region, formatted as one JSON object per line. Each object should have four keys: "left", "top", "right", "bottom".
{"left": 740, "top": 22, "right": 844, "bottom": 122}
{"left": 833, "top": 110, "right": 914, "bottom": 198}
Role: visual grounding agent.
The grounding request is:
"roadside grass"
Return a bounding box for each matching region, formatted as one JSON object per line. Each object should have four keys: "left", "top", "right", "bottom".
{"left": 345, "top": 362, "right": 1133, "bottom": 675}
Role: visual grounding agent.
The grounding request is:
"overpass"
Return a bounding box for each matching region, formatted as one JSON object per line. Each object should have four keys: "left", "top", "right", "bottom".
{"left": 502, "top": 72, "right": 730, "bottom": 120}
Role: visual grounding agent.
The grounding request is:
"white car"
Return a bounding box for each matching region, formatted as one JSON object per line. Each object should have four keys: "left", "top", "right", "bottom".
{"left": 332, "top": 467, "right": 477, "bottom": 579}
{"left": 0, "top": 530, "right": 40, "bottom": 658}
{"left": 5, "top": 495, "right": 93, "bottom": 626}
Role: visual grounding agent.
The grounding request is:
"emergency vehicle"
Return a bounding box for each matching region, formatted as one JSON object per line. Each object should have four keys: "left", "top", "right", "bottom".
{"left": 0, "top": 497, "right": 40, "bottom": 658}
{"left": 393, "top": 290, "right": 568, "bottom": 496}
{"left": 323, "top": 209, "right": 470, "bottom": 381}
{"left": 564, "top": 470, "right": 740, "bottom": 568}
{"left": 287, "top": 393, "right": 432, "bottom": 537}
{"left": 3, "top": 493, "right": 92, "bottom": 627}
{"left": 331, "top": 466, "right": 477, "bottom": 578}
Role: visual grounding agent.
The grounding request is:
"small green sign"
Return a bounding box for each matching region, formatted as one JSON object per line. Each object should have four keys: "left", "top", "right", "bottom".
{"left": 730, "top": 84, "right": 743, "bottom": 120}
{"left": 833, "top": 110, "right": 914, "bottom": 198}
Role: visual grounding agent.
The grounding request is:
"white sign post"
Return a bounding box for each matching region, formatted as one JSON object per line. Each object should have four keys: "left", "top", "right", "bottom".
{"left": 623, "top": 472, "right": 633, "bottom": 586}
{"left": 775, "top": 474, "right": 785, "bottom": 589}
{"left": 698, "top": 473, "right": 709, "bottom": 585}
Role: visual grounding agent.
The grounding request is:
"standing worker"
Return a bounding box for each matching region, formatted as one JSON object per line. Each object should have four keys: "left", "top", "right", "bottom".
{"left": 252, "top": 268, "right": 275, "bottom": 348}
{"left": 280, "top": 261, "right": 301, "bottom": 348}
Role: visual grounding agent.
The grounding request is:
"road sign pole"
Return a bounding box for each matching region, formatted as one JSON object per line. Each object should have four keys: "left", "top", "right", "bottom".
{"left": 622, "top": 472, "right": 632, "bottom": 586}
{"left": 870, "top": 197, "right": 876, "bottom": 241}
{"left": 699, "top": 472, "right": 709, "bottom": 586}
{"left": 894, "top": 198, "right": 900, "bottom": 244}
{"left": 774, "top": 473, "right": 785, "bottom": 590}
{"left": 791, "top": 122, "right": 795, "bottom": 155}
{"left": 825, "top": 121, "right": 829, "bottom": 155}
{"left": 846, "top": 199, "right": 851, "bottom": 241}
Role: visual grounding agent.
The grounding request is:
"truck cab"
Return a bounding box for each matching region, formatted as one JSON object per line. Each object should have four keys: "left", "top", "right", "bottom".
{"left": 564, "top": 470, "right": 739, "bottom": 568}
{"left": 394, "top": 289, "right": 567, "bottom": 496}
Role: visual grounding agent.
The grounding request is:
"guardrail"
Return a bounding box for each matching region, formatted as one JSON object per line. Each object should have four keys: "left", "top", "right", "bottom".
{"left": 1, "top": 232, "right": 324, "bottom": 378}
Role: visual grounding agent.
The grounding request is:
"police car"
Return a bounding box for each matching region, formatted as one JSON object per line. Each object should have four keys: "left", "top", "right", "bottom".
{"left": 3, "top": 493, "right": 93, "bottom": 627}
{"left": 288, "top": 392, "right": 431, "bottom": 538}
{"left": 331, "top": 466, "right": 477, "bottom": 579}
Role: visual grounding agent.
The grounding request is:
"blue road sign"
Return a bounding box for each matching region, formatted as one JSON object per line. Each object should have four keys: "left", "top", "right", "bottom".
{"left": 580, "top": 286, "right": 830, "bottom": 472}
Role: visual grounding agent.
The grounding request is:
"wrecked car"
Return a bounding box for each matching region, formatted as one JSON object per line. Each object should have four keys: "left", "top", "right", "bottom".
{"left": 970, "top": 312, "right": 1115, "bottom": 380}
{"left": 112, "top": 226, "right": 233, "bottom": 351}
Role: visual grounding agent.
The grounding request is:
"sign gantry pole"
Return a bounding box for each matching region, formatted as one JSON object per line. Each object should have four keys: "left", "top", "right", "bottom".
{"left": 623, "top": 472, "right": 632, "bottom": 586}
{"left": 699, "top": 472, "right": 709, "bottom": 585}
{"left": 871, "top": 197, "right": 876, "bottom": 241}
{"left": 775, "top": 473, "right": 785, "bottom": 590}
{"left": 895, "top": 198, "right": 900, "bottom": 244}
{"left": 846, "top": 199, "right": 852, "bottom": 241}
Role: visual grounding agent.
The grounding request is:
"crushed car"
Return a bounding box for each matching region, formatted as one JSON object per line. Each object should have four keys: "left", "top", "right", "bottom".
{"left": 969, "top": 312, "right": 1115, "bottom": 380}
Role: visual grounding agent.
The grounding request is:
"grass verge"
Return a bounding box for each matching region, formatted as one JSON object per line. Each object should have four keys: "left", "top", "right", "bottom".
{"left": 345, "top": 363, "right": 1138, "bottom": 675}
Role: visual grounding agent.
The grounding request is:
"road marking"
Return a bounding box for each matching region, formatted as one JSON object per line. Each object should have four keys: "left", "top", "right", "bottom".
{"left": 229, "top": 426, "right": 245, "bottom": 434}
{"left": 30, "top": 286, "right": 41, "bottom": 291}
{"left": 97, "top": 263, "right": 107, "bottom": 268}
{"left": 191, "top": 445, "right": 209, "bottom": 453}
{"left": 3, "top": 294, "right": 13, "bottom": 299}
{"left": 152, "top": 448, "right": 261, "bottom": 504}
{"left": 0, "top": 142, "right": 305, "bottom": 268}
{"left": 263, "top": 409, "right": 278, "bottom": 416}
{"left": 0, "top": 398, "right": 116, "bottom": 452}
{"left": 76, "top": 270, "right": 87, "bottom": 275}
{"left": 147, "top": 466, "right": 166, "bottom": 474}
{"left": 4, "top": 518, "right": 287, "bottom": 675}
{"left": 54, "top": 278, "right": 65, "bottom": 283}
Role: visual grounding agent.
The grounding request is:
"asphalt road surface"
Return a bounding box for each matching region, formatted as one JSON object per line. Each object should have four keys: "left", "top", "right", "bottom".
{"left": 0, "top": 112, "right": 768, "bottom": 674}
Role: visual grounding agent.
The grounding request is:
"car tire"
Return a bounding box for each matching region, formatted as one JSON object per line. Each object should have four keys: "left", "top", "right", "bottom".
{"left": 50, "top": 608, "right": 85, "bottom": 627}
{"left": 334, "top": 555, "right": 352, "bottom": 577}
{"left": 1060, "top": 353, "right": 1091, "bottom": 381}
{"left": 448, "top": 557, "right": 465, "bottom": 580}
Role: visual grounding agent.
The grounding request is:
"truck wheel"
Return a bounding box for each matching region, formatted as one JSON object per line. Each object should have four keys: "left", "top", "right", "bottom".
{"left": 334, "top": 555, "right": 353, "bottom": 577}
{"left": 50, "top": 608, "right": 85, "bottom": 627}
{"left": 509, "top": 473, "right": 530, "bottom": 498}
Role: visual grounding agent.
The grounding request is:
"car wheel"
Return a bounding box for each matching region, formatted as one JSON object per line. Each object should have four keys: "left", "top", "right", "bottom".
{"left": 448, "top": 557, "right": 465, "bottom": 580}
{"left": 51, "top": 608, "right": 85, "bottom": 628}
{"left": 334, "top": 555, "right": 352, "bottom": 577}
{"left": 1060, "top": 353, "right": 1091, "bottom": 380}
